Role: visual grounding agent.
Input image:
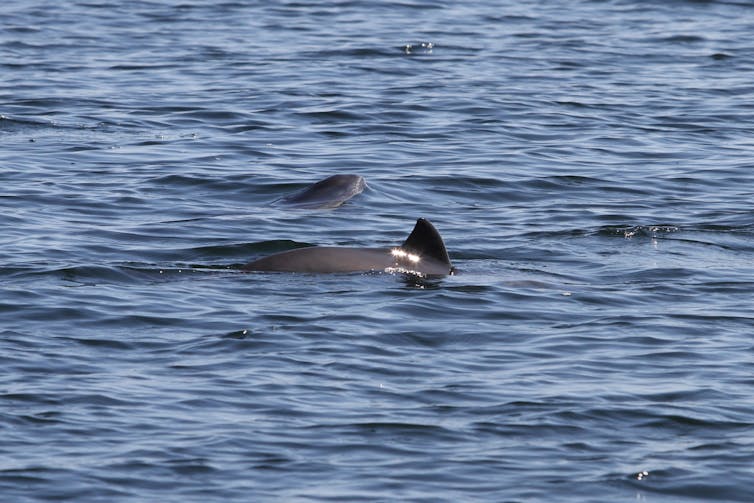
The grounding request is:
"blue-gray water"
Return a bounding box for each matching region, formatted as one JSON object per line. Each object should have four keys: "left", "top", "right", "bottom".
{"left": 2, "top": 1, "right": 754, "bottom": 501}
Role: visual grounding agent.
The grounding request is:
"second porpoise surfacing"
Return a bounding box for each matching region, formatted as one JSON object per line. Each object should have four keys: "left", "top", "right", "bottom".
{"left": 277, "top": 174, "right": 366, "bottom": 209}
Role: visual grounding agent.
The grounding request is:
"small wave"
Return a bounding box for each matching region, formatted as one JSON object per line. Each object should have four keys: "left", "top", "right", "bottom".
{"left": 651, "top": 34, "right": 707, "bottom": 44}
{"left": 300, "top": 46, "right": 398, "bottom": 59}
{"left": 598, "top": 225, "right": 681, "bottom": 238}
{"left": 401, "top": 41, "right": 434, "bottom": 55}
{"left": 0, "top": 115, "right": 58, "bottom": 133}
{"left": 0, "top": 113, "right": 115, "bottom": 138}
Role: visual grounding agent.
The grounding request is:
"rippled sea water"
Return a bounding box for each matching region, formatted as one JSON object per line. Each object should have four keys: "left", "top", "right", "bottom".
{"left": 2, "top": 1, "right": 754, "bottom": 501}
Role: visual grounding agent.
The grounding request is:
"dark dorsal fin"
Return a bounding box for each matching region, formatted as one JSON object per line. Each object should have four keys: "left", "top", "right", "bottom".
{"left": 401, "top": 218, "right": 451, "bottom": 266}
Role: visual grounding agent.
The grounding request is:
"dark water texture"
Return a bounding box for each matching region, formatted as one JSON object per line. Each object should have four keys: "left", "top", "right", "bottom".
{"left": 2, "top": 0, "right": 754, "bottom": 501}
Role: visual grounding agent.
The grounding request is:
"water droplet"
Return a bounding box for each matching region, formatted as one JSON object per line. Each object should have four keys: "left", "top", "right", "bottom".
{"left": 634, "top": 470, "right": 649, "bottom": 480}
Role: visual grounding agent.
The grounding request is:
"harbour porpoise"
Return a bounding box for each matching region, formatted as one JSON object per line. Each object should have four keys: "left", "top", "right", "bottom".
{"left": 278, "top": 174, "right": 366, "bottom": 209}
{"left": 243, "top": 218, "right": 454, "bottom": 276}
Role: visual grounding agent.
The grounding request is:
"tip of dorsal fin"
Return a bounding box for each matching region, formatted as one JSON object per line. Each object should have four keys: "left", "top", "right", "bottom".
{"left": 401, "top": 218, "right": 451, "bottom": 266}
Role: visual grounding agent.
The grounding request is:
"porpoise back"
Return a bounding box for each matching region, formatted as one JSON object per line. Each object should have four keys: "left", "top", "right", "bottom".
{"left": 243, "top": 218, "right": 453, "bottom": 276}
{"left": 278, "top": 174, "right": 366, "bottom": 209}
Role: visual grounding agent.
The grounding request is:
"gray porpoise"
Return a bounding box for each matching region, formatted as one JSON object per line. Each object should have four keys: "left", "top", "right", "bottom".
{"left": 243, "top": 218, "right": 453, "bottom": 276}
{"left": 278, "top": 174, "right": 366, "bottom": 209}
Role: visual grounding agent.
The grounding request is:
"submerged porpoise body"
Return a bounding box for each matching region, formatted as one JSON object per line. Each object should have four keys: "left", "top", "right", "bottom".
{"left": 243, "top": 218, "right": 453, "bottom": 276}
{"left": 278, "top": 174, "right": 366, "bottom": 209}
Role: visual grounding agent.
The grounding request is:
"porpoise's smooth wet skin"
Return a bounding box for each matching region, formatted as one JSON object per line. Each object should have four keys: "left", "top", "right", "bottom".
{"left": 278, "top": 174, "right": 366, "bottom": 209}
{"left": 242, "top": 218, "right": 454, "bottom": 276}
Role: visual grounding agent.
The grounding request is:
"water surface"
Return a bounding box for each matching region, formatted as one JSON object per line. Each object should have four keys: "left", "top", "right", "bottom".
{"left": 2, "top": 0, "right": 754, "bottom": 501}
